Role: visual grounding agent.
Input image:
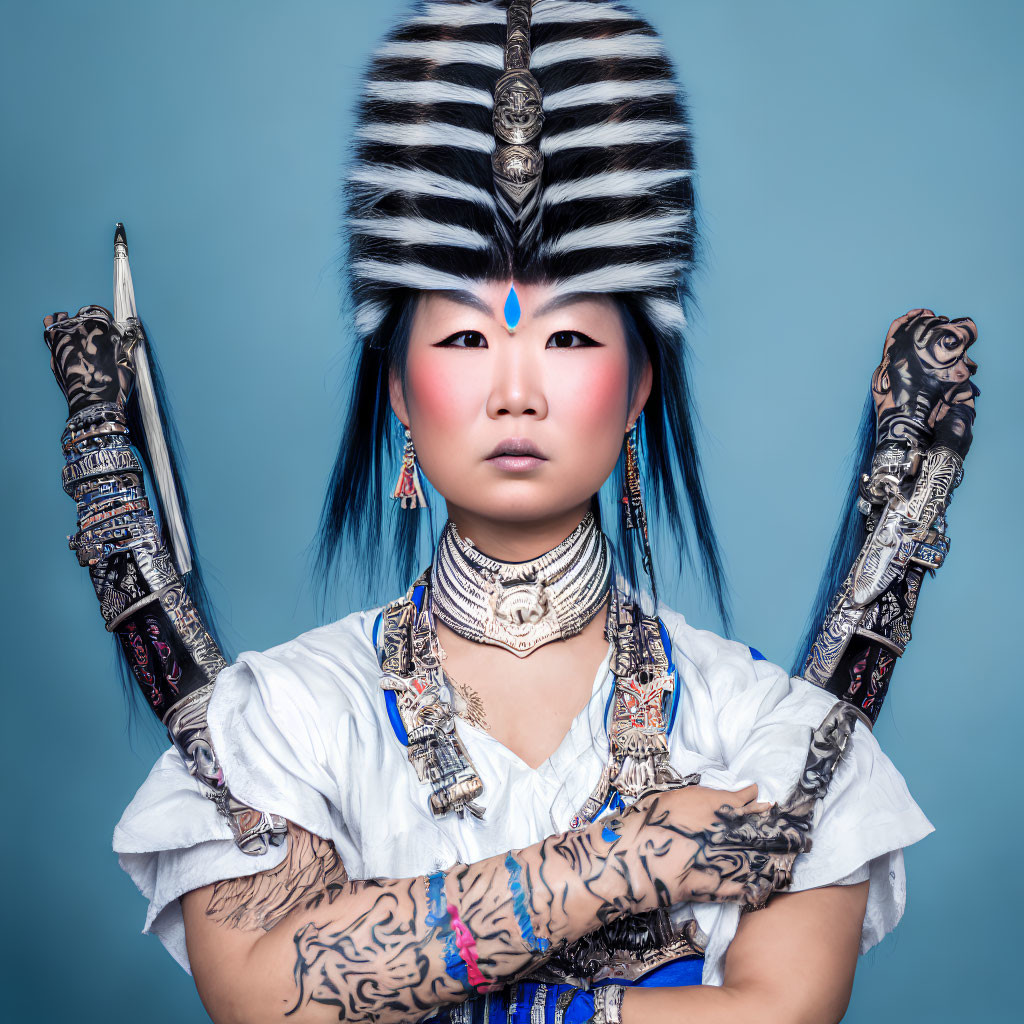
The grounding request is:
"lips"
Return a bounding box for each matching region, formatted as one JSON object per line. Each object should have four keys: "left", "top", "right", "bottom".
{"left": 485, "top": 438, "right": 547, "bottom": 460}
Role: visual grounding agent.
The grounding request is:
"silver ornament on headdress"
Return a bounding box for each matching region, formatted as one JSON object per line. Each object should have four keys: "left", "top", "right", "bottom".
{"left": 491, "top": 0, "right": 544, "bottom": 211}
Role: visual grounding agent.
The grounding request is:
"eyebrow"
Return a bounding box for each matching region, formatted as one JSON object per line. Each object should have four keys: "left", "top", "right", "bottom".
{"left": 534, "top": 292, "right": 603, "bottom": 316}
{"left": 436, "top": 289, "right": 494, "bottom": 316}
{"left": 434, "top": 288, "right": 604, "bottom": 319}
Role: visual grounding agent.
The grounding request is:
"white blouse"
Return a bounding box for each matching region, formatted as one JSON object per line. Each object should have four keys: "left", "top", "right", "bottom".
{"left": 113, "top": 604, "right": 933, "bottom": 986}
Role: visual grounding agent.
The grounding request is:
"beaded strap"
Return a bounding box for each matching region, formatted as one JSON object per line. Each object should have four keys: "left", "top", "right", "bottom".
{"left": 448, "top": 901, "right": 499, "bottom": 994}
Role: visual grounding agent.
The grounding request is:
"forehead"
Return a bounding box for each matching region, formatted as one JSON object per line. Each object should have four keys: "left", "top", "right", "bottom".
{"left": 417, "top": 281, "right": 618, "bottom": 321}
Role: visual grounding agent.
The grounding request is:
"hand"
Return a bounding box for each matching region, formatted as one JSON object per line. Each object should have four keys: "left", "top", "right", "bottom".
{"left": 42, "top": 305, "right": 137, "bottom": 415}
{"left": 610, "top": 783, "right": 812, "bottom": 913}
{"left": 871, "top": 308, "right": 979, "bottom": 458}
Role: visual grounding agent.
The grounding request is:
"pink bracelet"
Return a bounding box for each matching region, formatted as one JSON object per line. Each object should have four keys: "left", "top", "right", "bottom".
{"left": 447, "top": 903, "right": 499, "bottom": 993}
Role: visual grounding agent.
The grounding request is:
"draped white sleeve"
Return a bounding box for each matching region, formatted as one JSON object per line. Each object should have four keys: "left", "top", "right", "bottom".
{"left": 113, "top": 604, "right": 932, "bottom": 986}
{"left": 113, "top": 610, "right": 384, "bottom": 974}
{"left": 658, "top": 608, "right": 934, "bottom": 985}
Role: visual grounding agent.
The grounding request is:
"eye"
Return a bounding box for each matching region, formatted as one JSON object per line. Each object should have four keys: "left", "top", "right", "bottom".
{"left": 437, "top": 330, "right": 488, "bottom": 349}
{"left": 546, "top": 331, "right": 600, "bottom": 349}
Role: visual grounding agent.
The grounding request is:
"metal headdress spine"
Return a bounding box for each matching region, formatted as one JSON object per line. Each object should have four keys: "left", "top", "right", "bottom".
{"left": 491, "top": 0, "right": 544, "bottom": 228}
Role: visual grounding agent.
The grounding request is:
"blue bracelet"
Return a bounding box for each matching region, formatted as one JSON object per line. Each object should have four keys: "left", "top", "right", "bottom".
{"left": 425, "top": 871, "right": 470, "bottom": 990}
{"left": 504, "top": 853, "right": 549, "bottom": 953}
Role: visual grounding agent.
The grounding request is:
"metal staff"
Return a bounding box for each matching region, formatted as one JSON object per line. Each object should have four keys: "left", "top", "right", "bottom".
{"left": 112, "top": 222, "right": 192, "bottom": 575}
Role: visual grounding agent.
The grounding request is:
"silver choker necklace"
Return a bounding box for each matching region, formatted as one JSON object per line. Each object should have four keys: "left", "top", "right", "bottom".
{"left": 431, "top": 511, "right": 611, "bottom": 657}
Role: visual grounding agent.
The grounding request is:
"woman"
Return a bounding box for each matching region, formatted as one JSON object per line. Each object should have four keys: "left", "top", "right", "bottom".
{"left": 43, "top": 1, "right": 976, "bottom": 1021}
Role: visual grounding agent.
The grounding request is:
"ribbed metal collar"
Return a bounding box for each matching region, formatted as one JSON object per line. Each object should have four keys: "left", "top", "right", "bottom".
{"left": 431, "top": 511, "right": 610, "bottom": 657}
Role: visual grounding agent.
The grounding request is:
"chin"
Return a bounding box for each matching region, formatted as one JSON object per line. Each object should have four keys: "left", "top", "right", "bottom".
{"left": 449, "top": 485, "right": 595, "bottom": 525}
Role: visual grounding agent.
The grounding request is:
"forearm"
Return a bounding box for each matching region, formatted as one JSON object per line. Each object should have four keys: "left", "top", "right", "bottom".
{"left": 60, "top": 400, "right": 284, "bottom": 852}
{"left": 802, "top": 441, "right": 961, "bottom": 726}
{"left": 61, "top": 402, "right": 223, "bottom": 709}
{"left": 190, "top": 788, "right": 794, "bottom": 1024}
{"left": 803, "top": 309, "right": 978, "bottom": 723}
{"left": 223, "top": 815, "right": 653, "bottom": 1023}
{"left": 621, "top": 882, "right": 868, "bottom": 1024}
{"left": 622, "top": 984, "right": 750, "bottom": 1024}
{"left": 621, "top": 984, "right": 820, "bottom": 1024}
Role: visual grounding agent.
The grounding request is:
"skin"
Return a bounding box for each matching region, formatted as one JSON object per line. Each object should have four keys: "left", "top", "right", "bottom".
{"left": 43, "top": 289, "right": 871, "bottom": 1022}
{"left": 390, "top": 281, "right": 649, "bottom": 769}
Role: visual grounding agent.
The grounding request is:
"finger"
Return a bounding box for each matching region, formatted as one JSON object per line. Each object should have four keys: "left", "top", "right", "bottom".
{"left": 942, "top": 320, "right": 976, "bottom": 356}
{"left": 887, "top": 308, "right": 933, "bottom": 337}
{"left": 76, "top": 303, "right": 115, "bottom": 321}
{"left": 879, "top": 309, "right": 928, "bottom": 360}
{"left": 42, "top": 312, "right": 68, "bottom": 352}
{"left": 949, "top": 317, "right": 978, "bottom": 348}
{"left": 926, "top": 354, "right": 975, "bottom": 384}
{"left": 929, "top": 378, "right": 978, "bottom": 440}
{"left": 885, "top": 307, "right": 934, "bottom": 340}
{"left": 906, "top": 312, "right": 949, "bottom": 351}
{"left": 730, "top": 784, "right": 760, "bottom": 804}
{"left": 729, "top": 782, "right": 761, "bottom": 806}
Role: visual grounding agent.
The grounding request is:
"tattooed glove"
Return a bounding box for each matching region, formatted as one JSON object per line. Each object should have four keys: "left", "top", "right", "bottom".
{"left": 802, "top": 309, "right": 979, "bottom": 724}
{"left": 44, "top": 306, "right": 286, "bottom": 855}
{"left": 545, "top": 702, "right": 857, "bottom": 987}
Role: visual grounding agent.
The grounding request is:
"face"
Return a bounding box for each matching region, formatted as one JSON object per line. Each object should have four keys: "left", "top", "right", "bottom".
{"left": 389, "top": 280, "right": 652, "bottom": 534}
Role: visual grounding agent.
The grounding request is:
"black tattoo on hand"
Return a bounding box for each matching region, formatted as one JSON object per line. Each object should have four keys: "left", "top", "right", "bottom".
{"left": 43, "top": 305, "right": 136, "bottom": 414}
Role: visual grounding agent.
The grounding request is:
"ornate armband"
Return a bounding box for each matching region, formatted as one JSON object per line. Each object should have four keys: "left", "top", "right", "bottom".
{"left": 802, "top": 440, "right": 963, "bottom": 726}
{"left": 61, "top": 403, "right": 286, "bottom": 854}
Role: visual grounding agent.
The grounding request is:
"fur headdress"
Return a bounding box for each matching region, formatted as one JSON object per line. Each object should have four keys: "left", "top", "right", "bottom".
{"left": 345, "top": 0, "right": 695, "bottom": 343}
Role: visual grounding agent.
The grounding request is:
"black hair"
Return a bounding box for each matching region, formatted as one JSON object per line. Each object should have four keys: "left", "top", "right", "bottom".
{"left": 790, "top": 394, "right": 875, "bottom": 675}
{"left": 115, "top": 322, "right": 231, "bottom": 739}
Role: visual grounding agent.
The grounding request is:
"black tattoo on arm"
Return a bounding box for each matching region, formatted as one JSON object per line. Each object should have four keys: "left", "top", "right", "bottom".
{"left": 220, "top": 788, "right": 813, "bottom": 1024}
{"left": 206, "top": 821, "right": 353, "bottom": 932}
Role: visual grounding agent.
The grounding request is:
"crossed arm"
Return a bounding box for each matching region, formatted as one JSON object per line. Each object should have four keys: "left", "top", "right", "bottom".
{"left": 181, "top": 819, "right": 868, "bottom": 1024}
{"left": 622, "top": 883, "right": 869, "bottom": 1024}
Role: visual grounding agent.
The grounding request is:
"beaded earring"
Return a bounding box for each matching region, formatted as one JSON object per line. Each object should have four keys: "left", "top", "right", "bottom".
{"left": 392, "top": 428, "right": 427, "bottom": 509}
{"left": 622, "top": 421, "right": 656, "bottom": 595}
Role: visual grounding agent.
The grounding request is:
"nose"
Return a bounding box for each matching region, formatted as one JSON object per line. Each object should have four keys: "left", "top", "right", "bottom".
{"left": 485, "top": 338, "right": 548, "bottom": 420}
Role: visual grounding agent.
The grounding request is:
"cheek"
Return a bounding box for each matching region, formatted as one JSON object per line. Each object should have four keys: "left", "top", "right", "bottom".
{"left": 552, "top": 354, "right": 631, "bottom": 433}
{"left": 404, "top": 350, "right": 482, "bottom": 429}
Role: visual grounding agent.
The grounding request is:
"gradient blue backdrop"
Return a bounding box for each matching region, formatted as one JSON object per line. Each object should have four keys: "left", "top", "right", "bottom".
{"left": 3, "top": 1, "right": 1020, "bottom": 1021}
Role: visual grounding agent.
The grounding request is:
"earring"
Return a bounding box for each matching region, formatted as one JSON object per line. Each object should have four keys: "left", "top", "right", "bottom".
{"left": 622, "top": 421, "right": 657, "bottom": 594}
{"left": 392, "top": 428, "right": 427, "bottom": 509}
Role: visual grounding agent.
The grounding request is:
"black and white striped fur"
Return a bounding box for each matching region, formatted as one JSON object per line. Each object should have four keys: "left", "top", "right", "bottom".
{"left": 345, "top": 0, "right": 696, "bottom": 342}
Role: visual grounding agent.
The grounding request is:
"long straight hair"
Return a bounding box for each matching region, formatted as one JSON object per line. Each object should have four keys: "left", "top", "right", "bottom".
{"left": 314, "top": 290, "right": 732, "bottom": 633}
{"left": 116, "top": 324, "right": 230, "bottom": 738}
{"left": 790, "top": 394, "right": 875, "bottom": 675}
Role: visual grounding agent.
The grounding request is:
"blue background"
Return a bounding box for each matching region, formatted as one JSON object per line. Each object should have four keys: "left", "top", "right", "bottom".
{"left": 3, "top": 1, "right": 1020, "bottom": 1021}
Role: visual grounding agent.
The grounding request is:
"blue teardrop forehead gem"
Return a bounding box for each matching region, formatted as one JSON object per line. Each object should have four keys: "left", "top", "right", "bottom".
{"left": 503, "top": 283, "right": 521, "bottom": 332}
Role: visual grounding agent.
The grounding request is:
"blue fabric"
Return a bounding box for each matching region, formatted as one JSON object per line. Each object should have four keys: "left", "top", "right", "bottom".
{"left": 383, "top": 687, "right": 409, "bottom": 746}
{"left": 660, "top": 620, "right": 681, "bottom": 733}
{"left": 748, "top": 646, "right": 766, "bottom": 661}
{"left": 374, "top": 609, "right": 411, "bottom": 745}
{"left": 432, "top": 956, "right": 705, "bottom": 1022}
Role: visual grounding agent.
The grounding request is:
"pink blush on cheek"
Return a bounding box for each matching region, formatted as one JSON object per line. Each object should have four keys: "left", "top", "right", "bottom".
{"left": 404, "top": 350, "right": 483, "bottom": 429}
{"left": 553, "top": 356, "right": 630, "bottom": 431}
